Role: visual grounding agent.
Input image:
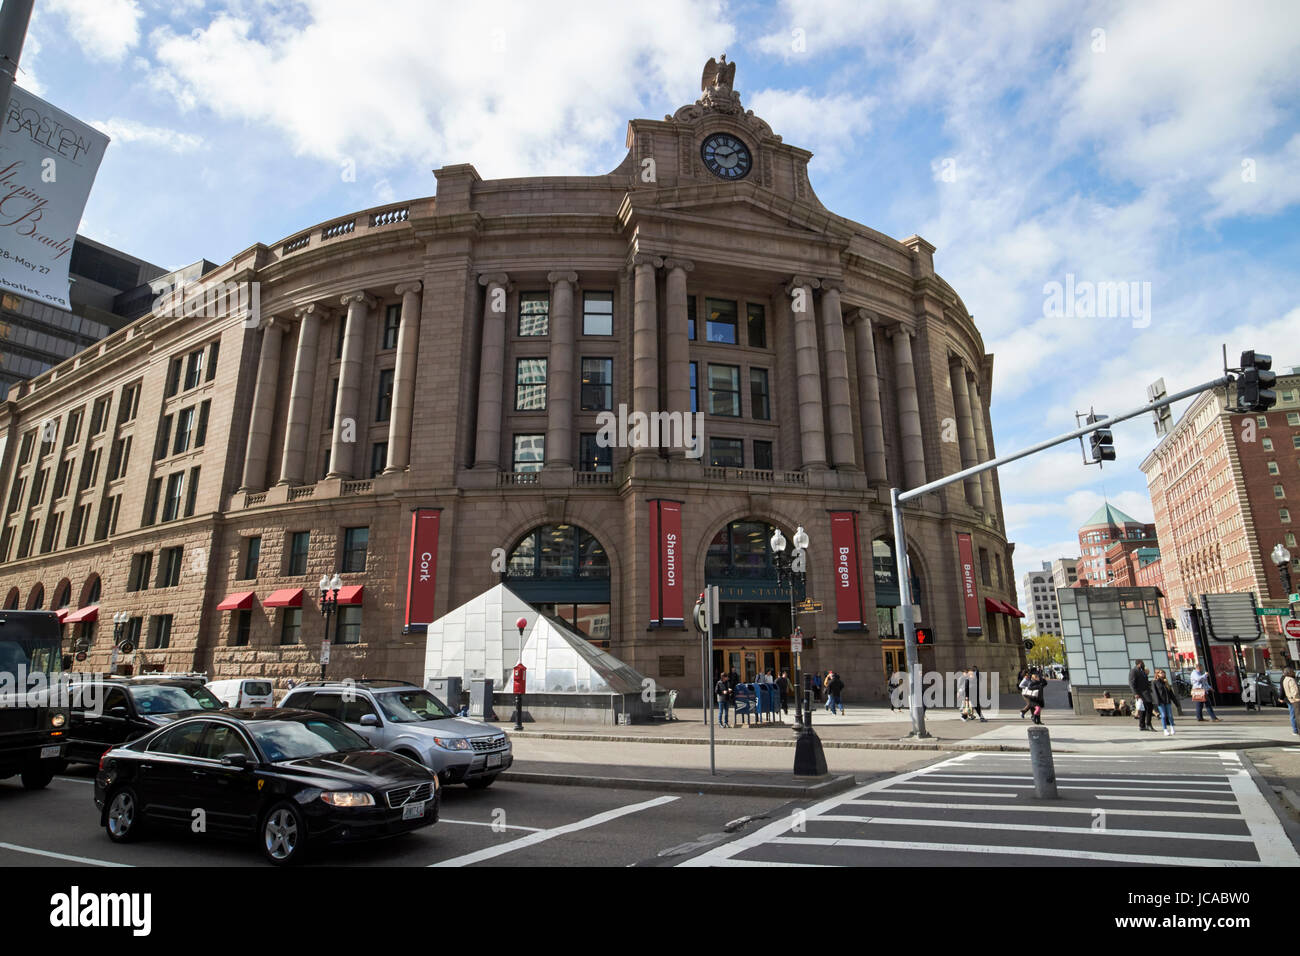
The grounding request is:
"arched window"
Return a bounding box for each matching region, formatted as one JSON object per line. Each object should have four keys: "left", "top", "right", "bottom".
{"left": 52, "top": 580, "right": 72, "bottom": 610}
{"left": 3, "top": 587, "right": 18, "bottom": 610}
{"left": 505, "top": 524, "right": 610, "bottom": 641}
{"left": 26, "top": 583, "right": 44, "bottom": 610}
{"left": 83, "top": 575, "right": 102, "bottom": 606}
{"left": 871, "top": 537, "right": 923, "bottom": 639}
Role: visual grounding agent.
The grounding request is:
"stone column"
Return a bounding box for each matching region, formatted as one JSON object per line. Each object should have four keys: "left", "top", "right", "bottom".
{"left": 818, "top": 281, "right": 857, "bottom": 470}
{"left": 663, "top": 258, "right": 693, "bottom": 456}
{"left": 384, "top": 281, "right": 422, "bottom": 473}
{"left": 630, "top": 254, "right": 663, "bottom": 456}
{"left": 545, "top": 271, "right": 577, "bottom": 469}
{"left": 277, "top": 303, "right": 327, "bottom": 486}
{"left": 889, "top": 325, "right": 927, "bottom": 489}
{"left": 848, "top": 310, "right": 888, "bottom": 484}
{"left": 474, "top": 273, "right": 510, "bottom": 469}
{"left": 239, "top": 318, "right": 284, "bottom": 492}
{"left": 786, "top": 276, "right": 827, "bottom": 469}
{"left": 949, "top": 356, "right": 983, "bottom": 509}
{"left": 968, "top": 370, "right": 996, "bottom": 512}
{"left": 328, "top": 291, "right": 375, "bottom": 479}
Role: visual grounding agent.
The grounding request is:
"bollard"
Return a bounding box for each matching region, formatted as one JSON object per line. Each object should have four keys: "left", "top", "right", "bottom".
{"left": 1027, "top": 725, "right": 1058, "bottom": 799}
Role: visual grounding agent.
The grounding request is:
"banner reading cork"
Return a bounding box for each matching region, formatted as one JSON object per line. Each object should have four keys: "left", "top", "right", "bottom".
{"left": 649, "top": 500, "right": 684, "bottom": 627}
{"left": 957, "top": 532, "right": 981, "bottom": 634}
{"left": 0, "top": 88, "right": 110, "bottom": 310}
{"left": 828, "top": 510, "right": 864, "bottom": 629}
{"left": 404, "top": 508, "right": 441, "bottom": 629}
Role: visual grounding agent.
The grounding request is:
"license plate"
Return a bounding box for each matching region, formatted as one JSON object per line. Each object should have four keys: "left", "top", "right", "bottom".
{"left": 40, "top": 746, "right": 60, "bottom": 759}
{"left": 402, "top": 800, "right": 425, "bottom": 820}
{"left": 486, "top": 754, "right": 502, "bottom": 769}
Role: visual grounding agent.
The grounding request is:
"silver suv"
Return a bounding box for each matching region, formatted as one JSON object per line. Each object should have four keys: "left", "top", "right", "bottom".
{"left": 279, "top": 680, "right": 512, "bottom": 789}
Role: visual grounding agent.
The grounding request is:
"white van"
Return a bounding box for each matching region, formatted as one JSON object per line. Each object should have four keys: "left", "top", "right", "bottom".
{"left": 205, "top": 678, "right": 275, "bottom": 709}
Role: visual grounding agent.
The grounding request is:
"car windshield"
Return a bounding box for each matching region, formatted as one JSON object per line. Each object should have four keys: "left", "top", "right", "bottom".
{"left": 375, "top": 689, "right": 456, "bottom": 723}
{"left": 130, "top": 684, "right": 224, "bottom": 715}
{"left": 247, "top": 716, "right": 370, "bottom": 762}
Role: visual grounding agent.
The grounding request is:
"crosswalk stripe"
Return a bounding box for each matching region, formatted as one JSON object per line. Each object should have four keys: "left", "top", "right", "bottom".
{"left": 876, "top": 788, "right": 1019, "bottom": 798}
{"left": 1096, "top": 794, "right": 1236, "bottom": 804}
{"left": 896, "top": 780, "right": 1234, "bottom": 795}
{"left": 846, "top": 799, "right": 1244, "bottom": 819}
{"left": 810, "top": 814, "right": 1253, "bottom": 842}
{"left": 921, "top": 773, "right": 1233, "bottom": 785}
{"left": 763, "top": 836, "right": 1258, "bottom": 867}
{"left": 1228, "top": 770, "right": 1300, "bottom": 865}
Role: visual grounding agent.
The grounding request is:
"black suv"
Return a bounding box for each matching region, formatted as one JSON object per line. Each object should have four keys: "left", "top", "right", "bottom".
{"left": 65, "top": 677, "right": 225, "bottom": 765}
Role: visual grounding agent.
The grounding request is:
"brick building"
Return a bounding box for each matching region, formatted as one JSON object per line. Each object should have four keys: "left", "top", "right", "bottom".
{"left": 0, "top": 59, "right": 1023, "bottom": 701}
{"left": 1074, "top": 503, "right": 1158, "bottom": 587}
{"left": 1140, "top": 369, "right": 1300, "bottom": 668}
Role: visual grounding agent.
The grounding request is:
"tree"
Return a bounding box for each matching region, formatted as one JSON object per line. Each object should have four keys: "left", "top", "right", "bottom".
{"left": 1022, "top": 623, "right": 1064, "bottom": 668}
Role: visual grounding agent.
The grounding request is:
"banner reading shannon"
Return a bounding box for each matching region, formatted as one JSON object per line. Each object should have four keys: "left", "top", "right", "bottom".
{"left": 649, "top": 500, "right": 684, "bottom": 627}
{"left": 404, "top": 509, "right": 442, "bottom": 628}
{"left": 0, "top": 88, "right": 109, "bottom": 310}
{"left": 829, "top": 511, "right": 864, "bottom": 628}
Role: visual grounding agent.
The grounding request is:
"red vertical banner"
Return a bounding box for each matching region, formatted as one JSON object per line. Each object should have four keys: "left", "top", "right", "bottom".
{"left": 404, "top": 509, "right": 441, "bottom": 628}
{"left": 660, "top": 500, "right": 684, "bottom": 626}
{"left": 1209, "top": 644, "right": 1241, "bottom": 694}
{"left": 957, "top": 532, "right": 981, "bottom": 634}
{"left": 829, "top": 510, "right": 864, "bottom": 629}
{"left": 648, "top": 501, "right": 661, "bottom": 627}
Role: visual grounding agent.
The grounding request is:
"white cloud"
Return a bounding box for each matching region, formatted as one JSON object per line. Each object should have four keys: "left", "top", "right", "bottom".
{"left": 1207, "top": 134, "right": 1300, "bottom": 220}
{"left": 747, "top": 88, "right": 874, "bottom": 169}
{"left": 90, "top": 118, "right": 202, "bottom": 153}
{"left": 45, "top": 0, "right": 143, "bottom": 63}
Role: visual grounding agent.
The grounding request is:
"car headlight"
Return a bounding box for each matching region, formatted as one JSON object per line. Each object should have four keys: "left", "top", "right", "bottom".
{"left": 320, "top": 791, "right": 375, "bottom": 807}
{"left": 432, "top": 736, "right": 471, "bottom": 751}
{"left": 50, "top": 713, "right": 66, "bottom": 728}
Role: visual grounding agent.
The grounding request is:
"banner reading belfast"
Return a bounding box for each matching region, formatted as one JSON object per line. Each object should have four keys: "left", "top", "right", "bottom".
{"left": 957, "top": 532, "right": 982, "bottom": 634}
{"left": 648, "top": 500, "right": 683, "bottom": 627}
{"left": 404, "top": 509, "right": 441, "bottom": 629}
{"left": 828, "top": 511, "right": 864, "bottom": 629}
{"left": 0, "top": 88, "right": 109, "bottom": 310}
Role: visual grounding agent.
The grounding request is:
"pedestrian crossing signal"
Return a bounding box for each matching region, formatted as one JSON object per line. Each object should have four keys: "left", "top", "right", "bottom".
{"left": 915, "top": 627, "right": 932, "bottom": 645}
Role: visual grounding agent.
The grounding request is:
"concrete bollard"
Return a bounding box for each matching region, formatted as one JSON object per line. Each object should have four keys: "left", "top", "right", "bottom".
{"left": 1027, "top": 725, "right": 1058, "bottom": 799}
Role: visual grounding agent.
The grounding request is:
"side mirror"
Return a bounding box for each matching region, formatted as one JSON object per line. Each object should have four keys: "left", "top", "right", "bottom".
{"left": 220, "top": 753, "right": 250, "bottom": 769}
{"left": 359, "top": 713, "right": 380, "bottom": 727}
{"left": 107, "top": 705, "right": 128, "bottom": 718}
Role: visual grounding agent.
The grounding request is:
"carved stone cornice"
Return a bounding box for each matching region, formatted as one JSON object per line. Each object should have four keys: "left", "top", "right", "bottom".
{"left": 477, "top": 272, "right": 511, "bottom": 290}
{"left": 662, "top": 258, "right": 695, "bottom": 273}
{"left": 547, "top": 271, "right": 579, "bottom": 285}
{"left": 784, "top": 275, "right": 822, "bottom": 295}
{"left": 626, "top": 254, "right": 664, "bottom": 275}
{"left": 394, "top": 281, "right": 422, "bottom": 297}
{"left": 294, "top": 302, "right": 332, "bottom": 323}
{"left": 340, "top": 291, "right": 377, "bottom": 309}
{"left": 819, "top": 279, "right": 846, "bottom": 295}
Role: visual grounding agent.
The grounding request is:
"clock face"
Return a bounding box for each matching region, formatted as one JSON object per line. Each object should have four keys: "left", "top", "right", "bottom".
{"left": 701, "top": 134, "right": 752, "bottom": 180}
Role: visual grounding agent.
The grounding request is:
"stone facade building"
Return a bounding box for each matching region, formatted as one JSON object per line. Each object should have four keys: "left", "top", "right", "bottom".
{"left": 0, "top": 60, "right": 1022, "bottom": 701}
{"left": 1022, "top": 562, "right": 1063, "bottom": 637}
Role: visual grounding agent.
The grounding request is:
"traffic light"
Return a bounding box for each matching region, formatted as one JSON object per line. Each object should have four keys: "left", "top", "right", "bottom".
{"left": 1087, "top": 412, "right": 1115, "bottom": 463}
{"left": 915, "top": 627, "right": 933, "bottom": 646}
{"left": 1238, "top": 350, "right": 1277, "bottom": 412}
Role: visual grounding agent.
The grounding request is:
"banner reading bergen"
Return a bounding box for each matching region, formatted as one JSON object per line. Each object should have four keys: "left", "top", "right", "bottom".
{"left": 404, "top": 509, "right": 441, "bottom": 629}
{"left": 829, "top": 511, "right": 864, "bottom": 628}
{"left": 957, "top": 532, "right": 982, "bottom": 634}
{"left": 649, "top": 500, "right": 684, "bottom": 627}
{"left": 0, "top": 88, "right": 110, "bottom": 310}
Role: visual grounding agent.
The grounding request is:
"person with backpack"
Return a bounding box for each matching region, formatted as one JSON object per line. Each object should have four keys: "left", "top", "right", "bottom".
{"left": 826, "top": 670, "right": 846, "bottom": 715}
{"left": 714, "top": 673, "right": 732, "bottom": 727}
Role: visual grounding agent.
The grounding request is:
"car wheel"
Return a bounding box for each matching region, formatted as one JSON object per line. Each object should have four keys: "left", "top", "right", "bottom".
{"left": 465, "top": 774, "right": 497, "bottom": 790}
{"left": 261, "top": 801, "right": 308, "bottom": 865}
{"left": 20, "top": 765, "right": 56, "bottom": 790}
{"left": 105, "top": 786, "right": 144, "bottom": 842}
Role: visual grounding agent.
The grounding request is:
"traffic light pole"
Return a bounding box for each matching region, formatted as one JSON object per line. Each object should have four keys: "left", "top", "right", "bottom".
{"left": 891, "top": 373, "right": 1232, "bottom": 739}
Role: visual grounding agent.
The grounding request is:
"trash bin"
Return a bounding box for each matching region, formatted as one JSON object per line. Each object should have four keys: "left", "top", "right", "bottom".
{"left": 469, "top": 678, "right": 495, "bottom": 720}
{"left": 426, "top": 676, "right": 463, "bottom": 711}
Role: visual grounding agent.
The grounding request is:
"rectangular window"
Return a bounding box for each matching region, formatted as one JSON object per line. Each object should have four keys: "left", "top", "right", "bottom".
{"left": 155, "top": 415, "right": 172, "bottom": 461}
{"left": 185, "top": 467, "right": 200, "bottom": 517}
{"left": 0, "top": 526, "right": 12, "bottom": 563}
{"left": 234, "top": 609, "right": 252, "bottom": 647}
{"left": 54, "top": 459, "right": 72, "bottom": 499}
{"left": 687, "top": 297, "right": 696, "bottom": 342}
{"left": 580, "top": 357, "right": 613, "bottom": 411}
{"left": 17, "top": 519, "right": 36, "bottom": 559}
{"left": 18, "top": 430, "right": 34, "bottom": 465}
{"left": 707, "top": 364, "right": 741, "bottom": 416}
{"left": 747, "top": 303, "right": 767, "bottom": 348}
{"left": 42, "top": 512, "right": 62, "bottom": 554}
{"left": 337, "top": 606, "right": 362, "bottom": 644}
{"left": 289, "top": 532, "right": 310, "bottom": 576}
{"left": 519, "top": 293, "right": 549, "bottom": 336}
{"left": 79, "top": 448, "right": 101, "bottom": 491}
{"left": 89, "top": 396, "right": 110, "bottom": 436}
{"left": 1293, "top": 435, "right": 1300, "bottom": 450}
{"left": 1258, "top": 416, "right": 1269, "bottom": 428}
{"left": 342, "top": 526, "right": 369, "bottom": 573}
{"left": 753, "top": 440, "right": 773, "bottom": 472}
{"left": 705, "top": 298, "right": 738, "bottom": 344}
{"left": 39, "top": 420, "right": 57, "bottom": 459}
{"left": 160, "top": 546, "right": 183, "bottom": 588}
{"left": 119, "top": 383, "right": 140, "bottom": 424}
{"left": 70, "top": 503, "right": 91, "bottom": 548}
{"left": 582, "top": 291, "right": 613, "bottom": 336}
{"left": 195, "top": 401, "right": 210, "bottom": 448}
{"left": 184, "top": 348, "right": 205, "bottom": 390}
{"left": 280, "top": 608, "right": 302, "bottom": 645}
{"left": 689, "top": 362, "right": 698, "bottom": 413}
{"left": 512, "top": 434, "right": 545, "bottom": 472}
{"left": 124, "top": 617, "right": 142, "bottom": 648}
{"left": 1289, "top": 412, "right": 1300, "bottom": 426}
{"left": 165, "top": 357, "right": 183, "bottom": 398}
{"left": 128, "top": 552, "right": 153, "bottom": 592}
{"left": 370, "top": 442, "right": 388, "bottom": 478}
{"left": 1264, "top": 438, "right": 1274, "bottom": 451}
{"left": 1283, "top": 509, "right": 1292, "bottom": 523}
{"left": 147, "top": 614, "right": 173, "bottom": 650}
{"left": 578, "top": 434, "right": 612, "bottom": 473}
{"left": 206, "top": 341, "right": 219, "bottom": 381}
{"left": 1276, "top": 485, "right": 1287, "bottom": 499}
{"left": 242, "top": 536, "right": 261, "bottom": 580}
{"left": 336, "top": 317, "right": 346, "bottom": 359}
{"left": 6, "top": 477, "right": 23, "bottom": 516}
{"left": 31, "top": 467, "right": 47, "bottom": 506}
{"left": 382, "top": 304, "right": 401, "bottom": 350}
{"left": 99, "top": 495, "right": 121, "bottom": 539}
{"left": 110, "top": 435, "right": 132, "bottom": 480}
{"left": 1269, "top": 461, "right": 1280, "bottom": 475}
{"left": 174, "top": 406, "right": 195, "bottom": 455}
{"left": 63, "top": 409, "right": 83, "bottom": 447}
{"left": 709, "top": 438, "right": 744, "bottom": 468}
{"left": 749, "top": 368, "right": 771, "bottom": 420}
{"left": 515, "top": 358, "right": 548, "bottom": 411}
{"left": 376, "top": 368, "right": 395, "bottom": 421}
{"left": 979, "top": 547, "right": 992, "bottom": 587}
{"left": 162, "top": 472, "right": 184, "bottom": 522}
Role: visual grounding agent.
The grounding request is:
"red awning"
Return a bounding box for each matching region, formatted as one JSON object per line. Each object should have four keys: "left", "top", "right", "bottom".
{"left": 984, "top": 597, "right": 1007, "bottom": 615}
{"left": 54, "top": 608, "right": 70, "bottom": 623}
{"left": 1004, "top": 604, "right": 1026, "bottom": 619}
{"left": 216, "top": 591, "right": 256, "bottom": 611}
{"left": 65, "top": 605, "right": 99, "bottom": 624}
{"left": 264, "top": 588, "right": 304, "bottom": 608}
{"left": 336, "top": 585, "right": 363, "bottom": 606}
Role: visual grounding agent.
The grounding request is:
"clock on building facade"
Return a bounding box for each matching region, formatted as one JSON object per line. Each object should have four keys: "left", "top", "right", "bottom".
{"left": 700, "top": 133, "right": 752, "bottom": 179}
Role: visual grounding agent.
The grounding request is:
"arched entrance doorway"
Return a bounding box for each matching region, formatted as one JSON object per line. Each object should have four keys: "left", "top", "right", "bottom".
{"left": 503, "top": 523, "right": 611, "bottom": 645}
{"left": 704, "top": 518, "right": 795, "bottom": 683}
{"left": 871, "top": 537, "right": 930, "bottom": 678}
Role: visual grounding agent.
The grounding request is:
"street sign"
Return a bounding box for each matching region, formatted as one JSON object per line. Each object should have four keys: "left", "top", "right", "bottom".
{"left": 1290, "top": 593, "right": 1300, "bottom": 605}
{"left": 320, "top": 641, "right": 331, "bottom": 665}
{"left": 796, "top": 600, "right": 822, "bottom": 614}
{"left": 790, "top": 635, "right": 803, "bottom": 653}
{"left": 1284, "top": 618, "right": 1300, "bottom": 640}
{"left": 1256, "top": 607, "right": 1289, "bottom": 616}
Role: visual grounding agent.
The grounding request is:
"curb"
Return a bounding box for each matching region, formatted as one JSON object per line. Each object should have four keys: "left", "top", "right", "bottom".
{"left": 497, "top": 769, "right": 861, "bottom": 798}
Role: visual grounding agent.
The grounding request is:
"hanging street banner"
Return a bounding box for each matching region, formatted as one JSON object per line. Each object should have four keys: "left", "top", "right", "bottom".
{"left": 403, "top": 508, "right": 442, "bottom": 629}
{"left": 648, "top": 499, "right": 684, "bottom": 627}
{"left": 0, "top": 87, "right": 110, "bottom": 310}
{"left": 828, "top": 510, "right": 864, "bottom": 629}
{"left": 956, "top": 532, "right": 982, "bottom": 634}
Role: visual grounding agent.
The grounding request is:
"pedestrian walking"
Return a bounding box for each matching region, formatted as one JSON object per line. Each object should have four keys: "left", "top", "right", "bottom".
{"left": 825, "top": 670, "right": 846, "bottom": 715}
{"left": 1152, "top": 668, "right": 1179, "bottom": 736}
{"left": 1129, "top": 660, "right": 1157, "bottom": 732}
{"left": 714, "top": 673, "right": 732, "bottom": 727}
{"left": 812, "top": 671, "right": 823, "bottom": 702}
{"left": 1026, "top": 670, "right": 1047, "bottom": 724}
{"left": 968, "top": 665, "right": 987, "bottom": 722}
{"left": 777, "top": 670, "right": 791, "bottom": 715}
{"left": 1242, "top": 675, "right": 1258, "bottom": 712}
{"left": 1282, "top": 667, "right": 1300, "bottom": 736}
{"left": 957, "top": 669, "right": 975, "bottom": 720}
{"left": 1189, "top": 663, "right": 1221, "bottom": 722}
{"left": 1019, "top": 670, "right": 1036, "bottom": 719}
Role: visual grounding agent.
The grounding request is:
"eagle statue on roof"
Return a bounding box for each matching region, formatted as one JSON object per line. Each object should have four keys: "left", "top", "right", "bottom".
{"left": 701, "top": 54, "right": 736, "bottom": 96}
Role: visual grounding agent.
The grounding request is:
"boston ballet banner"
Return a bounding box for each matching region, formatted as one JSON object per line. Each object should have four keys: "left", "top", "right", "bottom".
{"left": 828, "top": 510, "right": 864, "bottom": 629}
{"left": 649, "top": 499, "right": 684, "bottom": 627}
{"left": 957, "top": 532, "right": 982, "bottom": 634}
{"left": 404, "top": 508, "right": 441, "bottom": 629}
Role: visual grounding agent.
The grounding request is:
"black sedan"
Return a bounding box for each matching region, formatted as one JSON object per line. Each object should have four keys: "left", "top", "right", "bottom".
{"left": 94, "top": 709, "right": 439, "bottom": 864}
{"left": 65, "top": 678, "right": 226, "bottom": 765}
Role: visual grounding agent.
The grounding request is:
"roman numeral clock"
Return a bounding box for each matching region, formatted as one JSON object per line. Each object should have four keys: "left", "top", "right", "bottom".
{"left": 700, "top": 133, "right": 752, "bottom": 180}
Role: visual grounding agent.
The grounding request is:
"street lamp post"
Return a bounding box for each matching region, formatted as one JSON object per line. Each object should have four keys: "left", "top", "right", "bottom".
{"left": 769, "top": 525, "right": 827, "bottom": 776}
{"left": 318, "top": 573, "right": 341, "bottom": 680}
{"left": 1272, "top": 543, "right": 1294, "bottom": 662}
{"left": 769, "top": 526, "right": 805, "bottom": 733}
{"left": 111, "top": 611, "right": 129, "bottom": 675}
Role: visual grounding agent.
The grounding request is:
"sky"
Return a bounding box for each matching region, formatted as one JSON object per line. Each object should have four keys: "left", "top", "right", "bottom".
{"left": 19, "top": 0, "right": 1300, "bottom": 604}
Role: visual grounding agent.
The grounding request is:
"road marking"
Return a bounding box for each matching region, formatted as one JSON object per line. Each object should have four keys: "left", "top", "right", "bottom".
{"left": 763, "top": 836, "right": 1258, "bottom": 866}
{"left": 1228, "top": 769, "right": 1300, "bottom": 865}
{"left": 877, "top": 788, "right": 1018, "bottom": 798}
{"left": 429, "top": 795, "right": 679, "bottom": 867}
{"left": 848, "top": 799, "right": 1243, "bottom": 819}
{"left": 1096, "top": 795, "right": 1236, "bottom": 805}
{"left": 812, "top": 815, "right": 1253, "bottom": 843}
{"left": 437, "top": 817, "right": 543, "bottom": 833}
{"left": 54, "top": 776, "right": 94, "bottom": 784}
{"left": 900, "top": 780, "right": 1233, "bottom": 795}
{"left": 0, "top": 842, "right": 132, "bottom": 867}
{"left": 922, "top": 773, "right": 1234, "bottom": 785}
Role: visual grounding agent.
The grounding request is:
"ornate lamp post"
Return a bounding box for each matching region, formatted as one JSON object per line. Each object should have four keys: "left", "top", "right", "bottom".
{"left": 318, "top": 573, "right": 342, "bottom": 680}
{"left": 1272, "top": 543, "right": 1295, "bottom": 664}
{"left": 111, "top": 611, "right": 130, "bottom": 675}
{"left": 769, "top": 526, "right": 806, "bottom": 733}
